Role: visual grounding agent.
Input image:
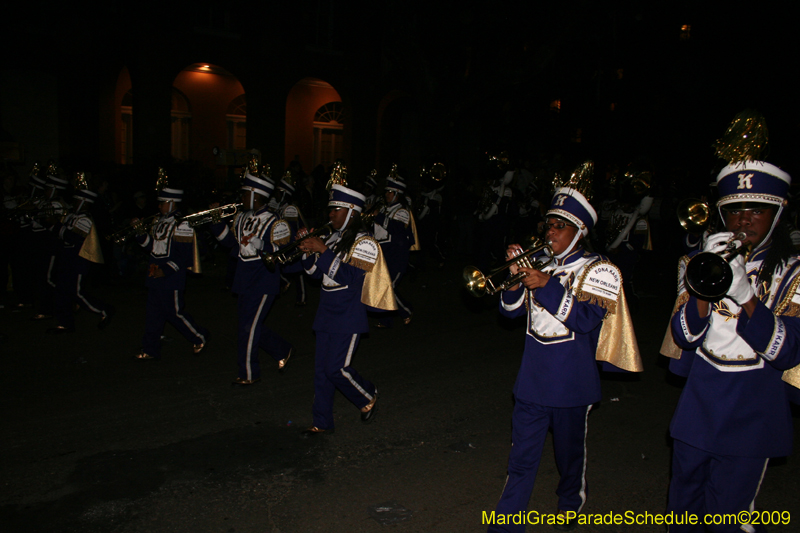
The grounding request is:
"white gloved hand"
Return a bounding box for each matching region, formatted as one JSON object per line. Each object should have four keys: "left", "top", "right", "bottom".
{"left": 702, "top": 232, "right": 735, "bottom": 254}
{"left": 727, "top": 254, "right": 754, "bottom": 305}
{"left": 249, "top": 236, "right": 264, "bottom": 250}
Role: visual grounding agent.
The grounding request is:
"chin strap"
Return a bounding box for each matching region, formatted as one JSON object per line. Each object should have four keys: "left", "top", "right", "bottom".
{"left": 342, "top": 208, "right": 354, "bottom": 230}
{"left": 555, "top": 231, "right": 583, "bottom": 260}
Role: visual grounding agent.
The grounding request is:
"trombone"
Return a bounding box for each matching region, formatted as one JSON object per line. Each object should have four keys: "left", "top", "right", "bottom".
{"left": 181, "top": 203, "right": 242, "bottom": 227}
{"left": 261, "top": 222, "right": 333, "bottom": 272}
{"left": 463, "top": 237, "right": 554, "bottom": 297}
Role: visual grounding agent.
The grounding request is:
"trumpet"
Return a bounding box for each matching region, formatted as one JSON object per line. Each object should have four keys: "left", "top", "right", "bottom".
{"left": 463, "top": 237, "right": 555, "bottom": 297}
{"left": 106, "top": 214, "right": 160, "bottom": 244}
{"left": 684, "top": 232, "right": 750, "bottom": 301}
{"left": 261, "top": 222, "right": 333, "bottom": 272}
{"left": 181, "top": 203, "right": 242, "bottom": 227}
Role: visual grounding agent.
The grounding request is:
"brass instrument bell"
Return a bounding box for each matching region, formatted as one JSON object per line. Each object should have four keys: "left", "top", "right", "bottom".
{"left": 676, "top": 199, "right": 711, "bottom": 234}
{"left": 684, "top": 232, "right": 750, "bottom": 301}
{"left": 463, "top": 237, "right": 554, "bottom": 297}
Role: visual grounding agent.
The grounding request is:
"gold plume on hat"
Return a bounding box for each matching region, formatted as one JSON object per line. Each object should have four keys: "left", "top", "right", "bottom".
{"left": 248, "top": 154, "right": 260, "bottom": 176}
{"left": 326, "top": 160, "right": 348, "bottom": 191}
{"left": 489, "top": 150, "right": 512, "bottom": 171}
{"left": 388, "top": 164, "right": 399, "bottom": 180}
{"left": 29, "top": 162, "right": 40, "bottom": 179}
{"left": 553, "top": 160, "right": 594, "bottom": 201}
{"left": 155, "top": 167, "right": 168, "bottom": 192}
{"left": 282, "top": 169, "right": 294, "bottom": 187}
{"left": 74, "top": 171, "right": 89, "bottom": 191}
{"left": 713, "top": 109, "right": 768, "bottom": 164}
{"left": 47, "top": 161, "right": 59, "bottom": 177}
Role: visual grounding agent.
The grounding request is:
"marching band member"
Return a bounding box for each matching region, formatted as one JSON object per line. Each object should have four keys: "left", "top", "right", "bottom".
{"left": 371, "top": 172, "right": 419, "bottom": 328}
{"left": 416, "top": 165, "right": 446, "bottom": 270}
{"left": 47, "top": 173, "right": 114, "bottom": 334}
{"left": 362, "top": 170, "right": 379, "bottom": 211}
{"left": 273, "top": 172, "right": 308, "bottom": 306}
{"left": 134, "top": 173, "right": 209, "bottom": 360}
{"left": 30, "top": 164, "right": 68, "bottom": 321}
{"left": 296, "top": 183, "right": 396, "bottom": 436}
{"left": 488, "top": 166, "right": 642, "bottom": 532}
{"left": 475, "top": 153, "right": 515, "bottom": 272}
{"left": 662, "top": 158, "right": 800, "bottom": 532}
{"left": 212, "top": 165, "right": 293, "bottom": 385}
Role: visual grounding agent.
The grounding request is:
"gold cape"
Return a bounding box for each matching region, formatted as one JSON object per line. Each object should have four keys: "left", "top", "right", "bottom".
{"left": 595, "top": 286, "right": 643, "bottom": 372}
{"left": 188, "top": 233, "right": 202, "bottom": 274}
{"left": 359, "top": 244, "right": 397, "bottom": 311}
{"left": 409, "top": 211, "right": 421, "bottom": 251}
{"left": 78, "top": 224, "right": 104, "bottom": 264}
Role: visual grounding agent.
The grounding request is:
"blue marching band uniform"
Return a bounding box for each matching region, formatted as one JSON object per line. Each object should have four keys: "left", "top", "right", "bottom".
{"left": 29, "top": 166, "right": 70, "bottom": 321}
{"left": 9, "top": 147, "right": 800, "bottom": 527}
{"left": 212, "top": 169, "right": 294, "bottom": 385}
{"left": 662, "top": 160, "right": 800, "bottom": 533}
{"left": 48, "top": 174, "right": 114, "bottom": 334}
{"left": 372, "top": 174, "right": 419, "bottom": 327}
{"left": 135, "top": 182, "right": 208, "bottom": 360}
{"left": 298, "top": 184, "right": 396, "bottom": 435}
{"left": 489, "top": 181, "right": 642, "bottom": 532}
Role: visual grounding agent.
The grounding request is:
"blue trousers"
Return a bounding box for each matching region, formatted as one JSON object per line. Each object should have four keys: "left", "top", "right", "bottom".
{"left": 489, "top": 399, "right": 591, "bottom": 533}
{"left": 237, "top": 292, "right": 292, "bottom": 381}
{"left": 55, "top": 265, "right": 112, "bottom": 330}
{"left": 142, "top": 288, "right": 208, "bottom": 359}
{"left": 312, "top": 332, "right": 376, "bottom": 430}
{"left": 667, "top": 439, "right": 769, "bottom": 533}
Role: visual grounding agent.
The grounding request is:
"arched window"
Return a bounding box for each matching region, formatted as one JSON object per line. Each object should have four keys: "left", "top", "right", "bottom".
{"left": 313, "top": 102, "right": 343, "bottom": 169}
{"left": 171, "top": 88, "right": 192, "bottom": 160}
{"left": 226, "top": 94, "right": 246, "bottom": 150}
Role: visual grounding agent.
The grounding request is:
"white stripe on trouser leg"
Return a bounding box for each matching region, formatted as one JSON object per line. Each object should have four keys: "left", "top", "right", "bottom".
{"left": 76, "top": 274, "right": 104, "bottom": 315}
{"left": 740, "top": 459, "right": 770, "bottom": 533}
{"left": 340, "top": 333, "right": 372, "bottom": 400}
{"left": 245, "top": 295, "right": 268, "bottom": 381}
{"left": 47, "top": 256, "right": 56, "bottom": 287}
{"left": 392, "top": 272, "right": 412, "bottom": 315}
{"left": 173, "top": 290, "right": 203, "bottom": 342}
{"left": 576, "top": 404, "right": 592, "bottom": 513}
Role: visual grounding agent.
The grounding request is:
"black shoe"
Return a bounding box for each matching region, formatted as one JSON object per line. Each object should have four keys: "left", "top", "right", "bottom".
{"left": 97, "top": 307, "right": 115, "bottom": 330}
{"left": 553, "top": 511, "right": 577, "bottom": 531}
{"left": 361, "top": 391, "right": 378, "bottom": 423}
{"left": 278, "top": 347, "right": 292, "bottom": 373}
{"left": 134, "top": 352, "right": 157, "bottom": 360}
{"left": 46, "top": 326, "right": 74, "bottom": 335}
{"left": 231, "top": 377, "right": 261, "bottom": 386}
{"left": 30, "top": 314, "right": 53, "bottom": 321}
{"left": 193, "top": 331, "right": 210, "bottom": 355}
{"left": 300, "top": 426, "right": 334, "bottom": 438}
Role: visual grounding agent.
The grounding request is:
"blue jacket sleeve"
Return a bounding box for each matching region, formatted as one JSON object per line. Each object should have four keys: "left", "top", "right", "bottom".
{"left": 499, "top": 284, "right": 526, "bottom": 319}
{"left": 670, "top": 297, "right": 710, "bottom": 350}
{"left": 737, "top": 300, "right": 800, "bottom": 370}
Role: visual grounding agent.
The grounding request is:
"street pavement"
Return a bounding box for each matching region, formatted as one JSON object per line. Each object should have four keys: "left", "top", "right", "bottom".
{"left": 1, "top": 253, "right": 798, "bottom": 532}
